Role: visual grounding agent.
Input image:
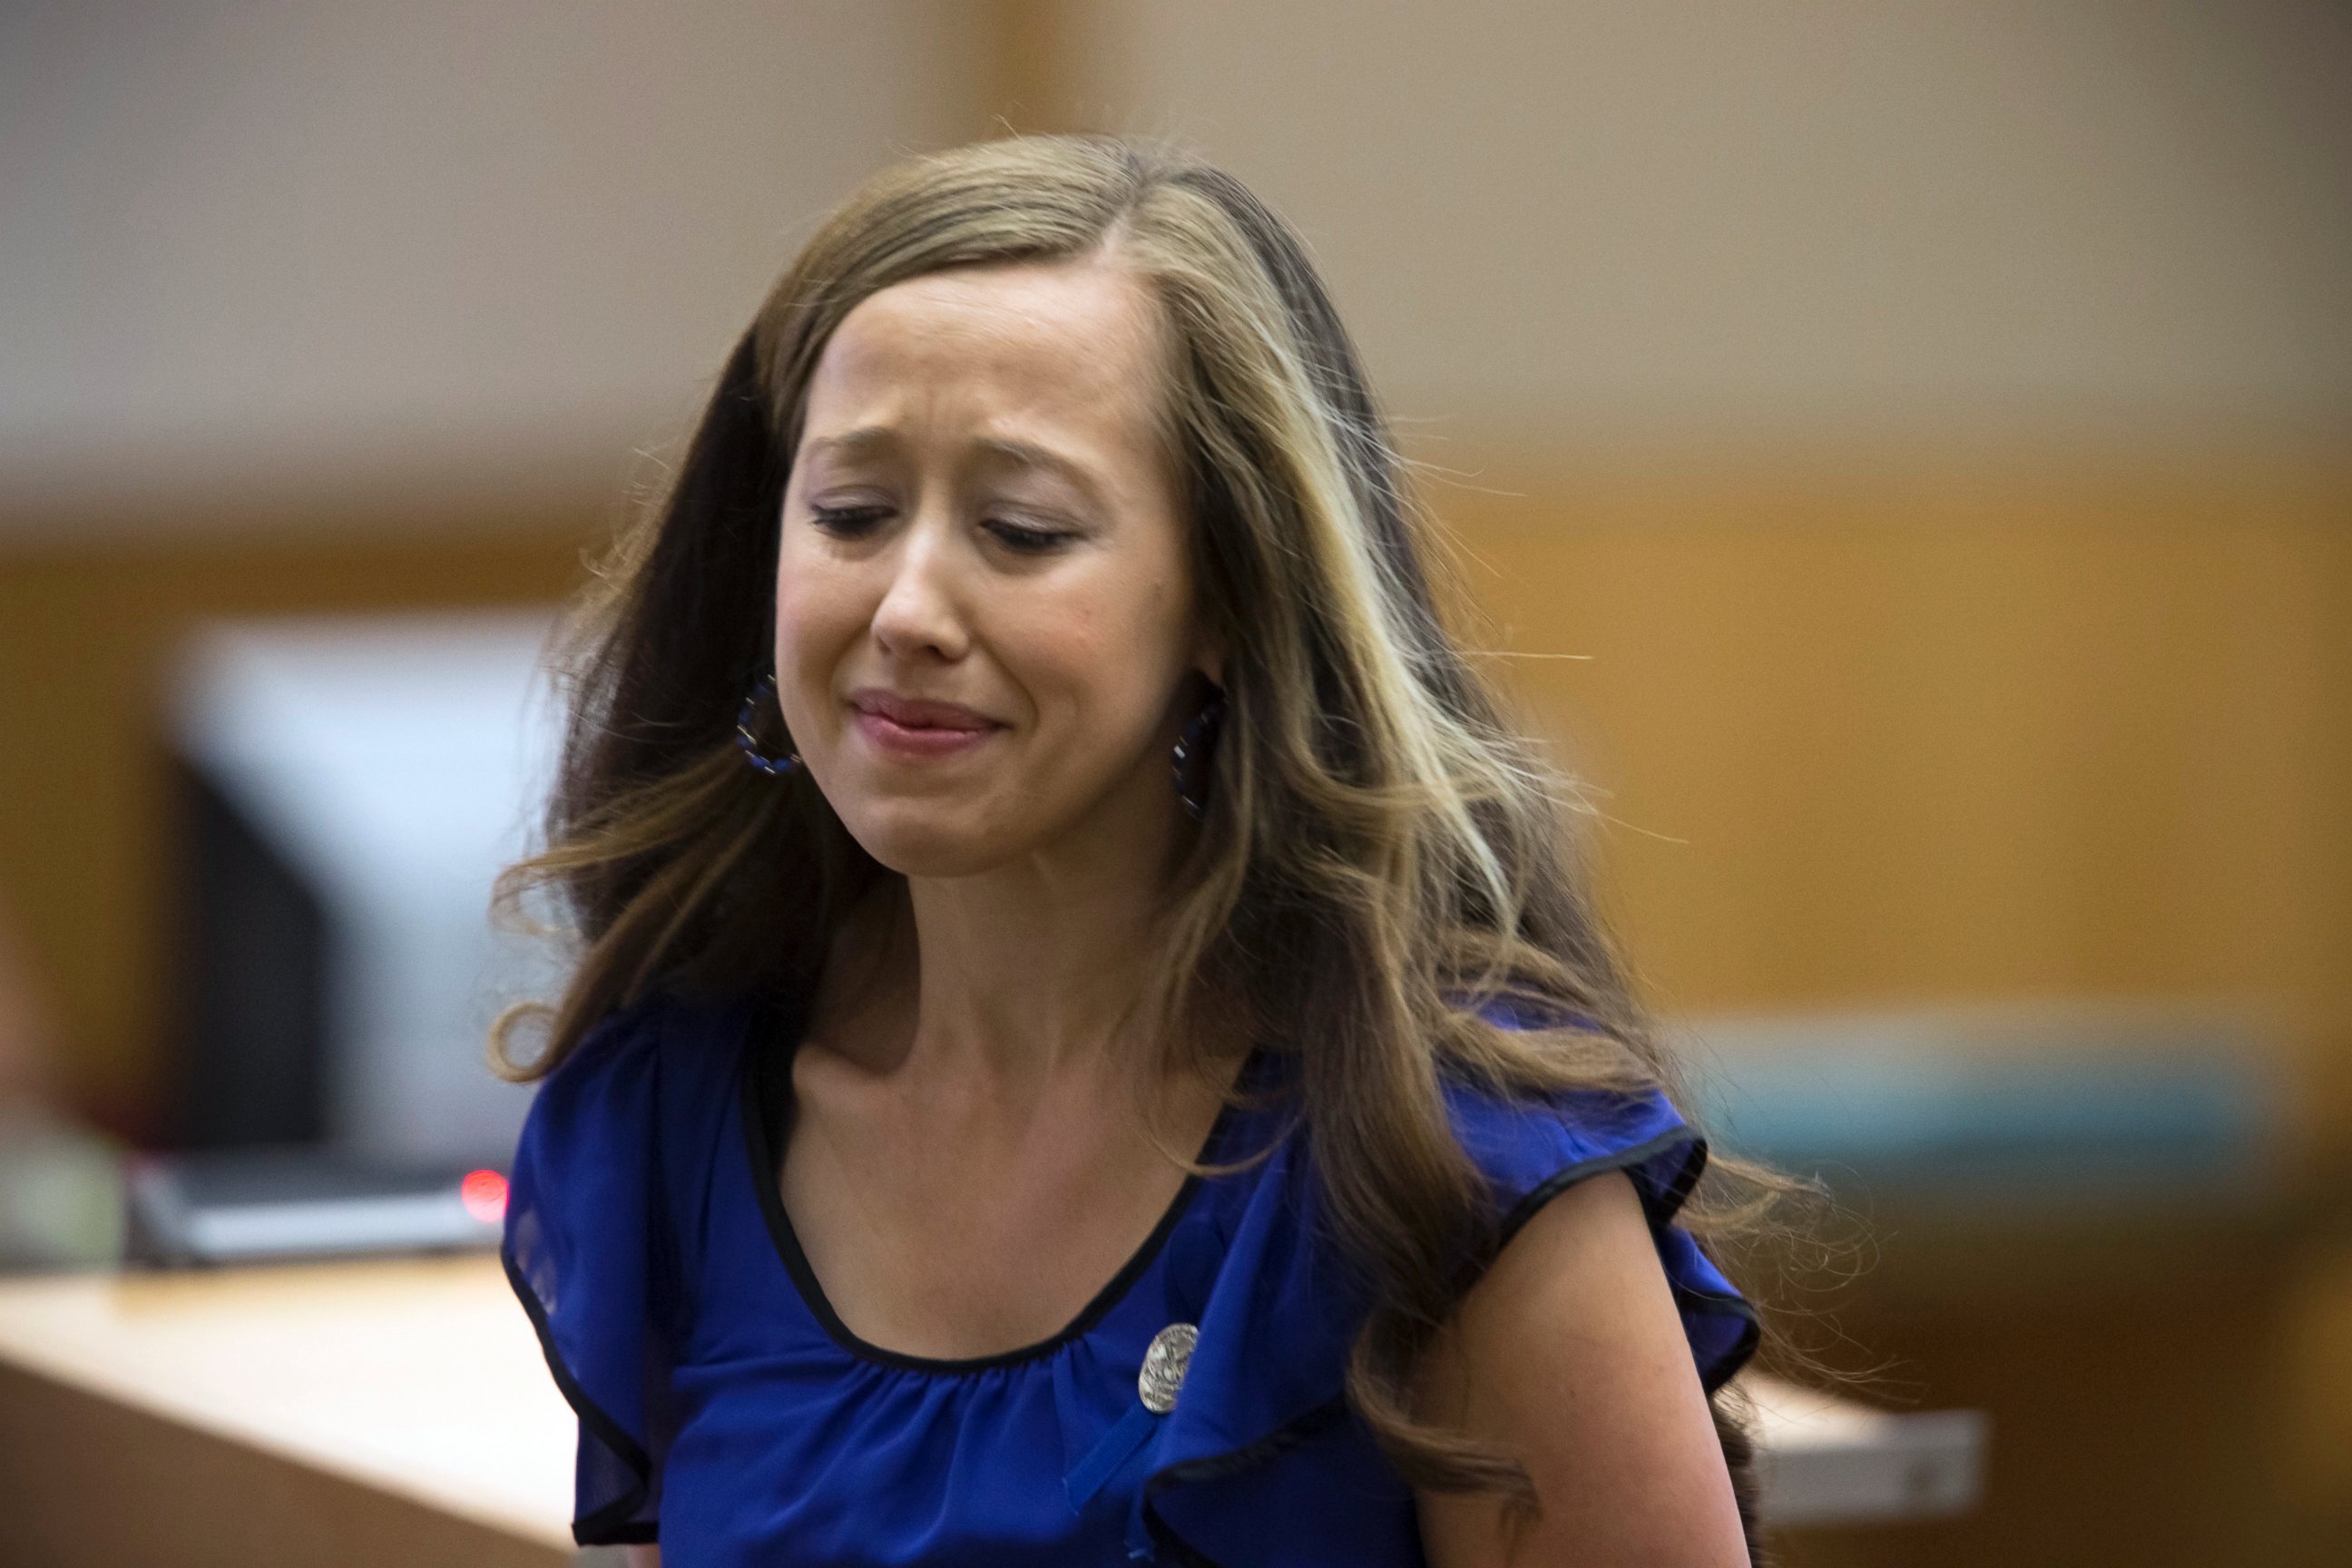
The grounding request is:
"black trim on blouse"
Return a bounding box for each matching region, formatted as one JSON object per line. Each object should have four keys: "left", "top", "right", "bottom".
{"left": 736, "top": 987, "right": 1244, "bottom": 1376}
{"left": 501, "top": 1242, "right": 661, "bottom": 1546}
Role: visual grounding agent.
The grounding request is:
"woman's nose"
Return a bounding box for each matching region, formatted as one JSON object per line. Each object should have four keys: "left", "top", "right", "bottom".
{"left": 868, "top": 520, "right": 969, "bottom": 662}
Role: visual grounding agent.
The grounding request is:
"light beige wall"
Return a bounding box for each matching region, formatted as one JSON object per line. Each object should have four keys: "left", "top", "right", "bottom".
{"left": 1073, "top": 0, "right": 2352, "bottom": 449}
{"left": 0, "top": 1, "right": 982, "bottom": 535}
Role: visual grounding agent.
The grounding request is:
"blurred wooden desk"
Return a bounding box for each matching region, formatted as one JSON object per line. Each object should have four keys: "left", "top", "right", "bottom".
{"left": 0, "top": 1255, "right": 1980, "bottom": 1564}
{"left": 0, "top": 1255, "right": 572, "bottom": 1567}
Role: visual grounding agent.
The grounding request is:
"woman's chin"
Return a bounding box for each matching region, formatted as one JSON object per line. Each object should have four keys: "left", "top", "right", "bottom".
{"left": 838, "top": 808, "right": 1026, "bottom": 881}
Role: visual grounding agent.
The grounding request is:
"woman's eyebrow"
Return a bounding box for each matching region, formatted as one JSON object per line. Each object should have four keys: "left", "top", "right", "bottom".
{"left": 799, "top": 426, "right": 902, "bottom": 467}
{"left": 969, "top": 436, "right": 1106, "bottom": 507}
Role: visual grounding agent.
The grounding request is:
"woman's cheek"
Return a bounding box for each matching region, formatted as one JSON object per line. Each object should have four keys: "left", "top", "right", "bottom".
{"left": 771, "top": 594, "right": 853, "bottom": 743}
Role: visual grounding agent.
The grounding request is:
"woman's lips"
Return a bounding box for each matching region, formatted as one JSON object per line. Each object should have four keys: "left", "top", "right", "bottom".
{"left": 846, "top": 690, "right": 1002, "bottom": 760}
{"left": 852, "top": 710, "right": 997, "bottom": 757}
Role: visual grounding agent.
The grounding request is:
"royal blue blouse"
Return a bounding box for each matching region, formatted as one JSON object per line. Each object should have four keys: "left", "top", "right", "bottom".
{"left": 501, "top": 990, "right": 1757, "bottom": 1565}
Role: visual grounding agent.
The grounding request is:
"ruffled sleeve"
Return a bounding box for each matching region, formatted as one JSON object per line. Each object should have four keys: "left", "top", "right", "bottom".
{"left": 1447, "top": 1077, "right": 1759, "bottom": 1390}
{"left": 1138, "top": 1066, "right": 1758, "bottom": 1566}
{"left": 500, "top": 998, "right": 684, "bottom": 1547}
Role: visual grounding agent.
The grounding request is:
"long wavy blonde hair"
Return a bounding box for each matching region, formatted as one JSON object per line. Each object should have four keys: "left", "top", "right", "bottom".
{"left": 495, "top": 133, "right": 1777, "bottom": 1525}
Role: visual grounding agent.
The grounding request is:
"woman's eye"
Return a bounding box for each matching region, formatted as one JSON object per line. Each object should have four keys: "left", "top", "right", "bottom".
{"left": 809, "top": 505, "right": 890, "bottom": 536}
{"left": 985, "top": 519, "right": 1078, "bottom": 554}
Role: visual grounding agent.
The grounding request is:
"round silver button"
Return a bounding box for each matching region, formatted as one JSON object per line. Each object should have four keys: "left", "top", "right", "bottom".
{"left": 1138, "top": 1322, "right": 1199, "bottom": 1415}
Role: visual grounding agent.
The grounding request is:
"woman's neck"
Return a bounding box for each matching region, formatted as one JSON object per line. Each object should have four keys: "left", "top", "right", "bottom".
{"left": 904, "top": 863, "right": 1163, "bottom": 1086}
{"left": 819, "top": 782, "right": 1189, "bottom": 1098}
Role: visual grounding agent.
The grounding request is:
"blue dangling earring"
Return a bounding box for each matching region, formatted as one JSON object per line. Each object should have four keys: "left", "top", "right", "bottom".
{"left": 735, "top": 674, "right": 800, "bottom": 777}
{"left": 1171, "top": 685, "right": 1226, "bottom": 822}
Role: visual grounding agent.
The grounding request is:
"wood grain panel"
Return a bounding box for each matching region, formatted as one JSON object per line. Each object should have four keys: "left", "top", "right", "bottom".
{"left": 1427, "top": 449, "right": 2351, "bottom": 1134}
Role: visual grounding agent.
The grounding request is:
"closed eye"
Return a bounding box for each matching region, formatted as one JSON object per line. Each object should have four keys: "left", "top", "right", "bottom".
{"left": 809, "top": 505, "right": 891, "bottom": 537}
{"left": 984, "top": 518, "right": 1081, "bottom": 554}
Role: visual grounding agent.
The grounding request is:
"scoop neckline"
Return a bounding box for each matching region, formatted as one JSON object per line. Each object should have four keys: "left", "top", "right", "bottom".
{"left": 734, "top": 991, "right": 1243, "bottom": 1376}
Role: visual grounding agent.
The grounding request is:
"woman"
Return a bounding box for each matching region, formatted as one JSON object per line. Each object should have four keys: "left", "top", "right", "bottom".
{"left": 497, "top": 135, "right": 1764, "bottom": 1566}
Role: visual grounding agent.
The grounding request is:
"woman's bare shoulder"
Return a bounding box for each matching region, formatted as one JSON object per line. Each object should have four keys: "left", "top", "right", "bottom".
{"left": 1411, "top": 1171, "right": 1748, "bottom": 1567}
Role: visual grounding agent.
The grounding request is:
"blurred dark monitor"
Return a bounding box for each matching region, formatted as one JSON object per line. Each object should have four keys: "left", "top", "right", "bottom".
{"left": 172, "top": 759, "right": 332, "bottom": 1149}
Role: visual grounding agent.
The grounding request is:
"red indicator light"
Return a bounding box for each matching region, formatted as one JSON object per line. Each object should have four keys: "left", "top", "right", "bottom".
{"left": 461, "top": 1168, "right": 508, "bottom": 1224}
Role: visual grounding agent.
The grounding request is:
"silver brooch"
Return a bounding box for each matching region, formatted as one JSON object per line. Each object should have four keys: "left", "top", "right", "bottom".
{"left": 1138, "top": 1322, "right": 1199, "bottom": 1415}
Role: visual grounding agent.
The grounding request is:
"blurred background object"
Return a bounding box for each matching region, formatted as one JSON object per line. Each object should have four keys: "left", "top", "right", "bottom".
{"left": 1681, "top": 1001, "right": 2288, "bottom": 1213}
{"left": 166, "top": 612, "right": 555, "bottom": 1163}
{"left": 0, "top": 2, "right": 2345, "bottom": 1563}
{"left": 120, "top": 611, "right": 557, "bottom": 1266}
{"left": 0, "top": 909, "right": 124, "bottom": 1270}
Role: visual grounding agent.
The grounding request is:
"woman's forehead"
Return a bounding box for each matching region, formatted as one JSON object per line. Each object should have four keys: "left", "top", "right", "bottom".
{"left": 802, "top": 260, "right": 1169, "bottom": 446}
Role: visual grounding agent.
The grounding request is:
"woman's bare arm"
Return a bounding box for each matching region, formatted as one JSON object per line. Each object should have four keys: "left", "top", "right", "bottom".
{"left": 1412, "top": 1171, "right": 1748, "bottom": 1567}
{"left": 623, "top": 1545, "right": 660, "bottom": 1568}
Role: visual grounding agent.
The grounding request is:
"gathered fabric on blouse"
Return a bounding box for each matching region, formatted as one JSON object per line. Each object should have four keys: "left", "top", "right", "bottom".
{"left": 501, "top": 988, "right": 1759, "bottom": 1566}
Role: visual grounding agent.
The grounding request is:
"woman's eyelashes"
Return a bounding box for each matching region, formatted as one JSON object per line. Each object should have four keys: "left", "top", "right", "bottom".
{"left": 982, "top": 517, "right": 1081, "bottom": 554}
{"left": 805, "top": 501, "right": 1083, "bottom": 555}
{"left": 809, "top": 504, "right": 891, "bottom": 537}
